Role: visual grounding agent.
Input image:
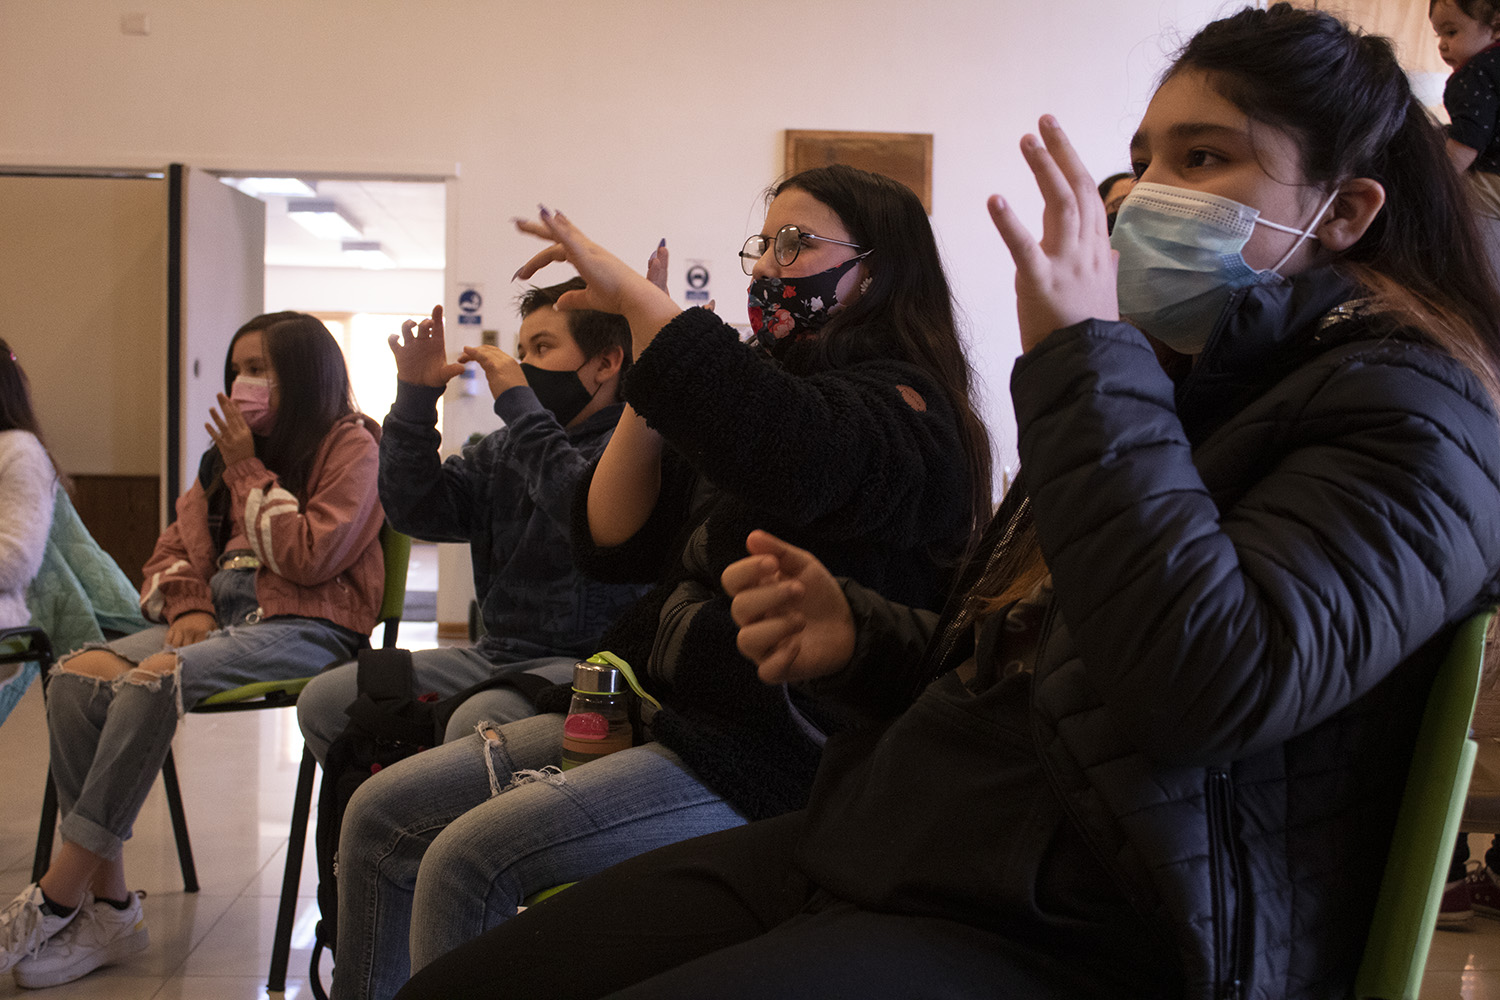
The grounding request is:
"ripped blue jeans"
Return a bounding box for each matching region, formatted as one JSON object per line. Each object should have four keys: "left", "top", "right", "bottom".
{"left": 333, "top": 714, "right": 746, "bottom": 1000}
{"left": 47, "top": 568, "right": 361, "bottom": 860}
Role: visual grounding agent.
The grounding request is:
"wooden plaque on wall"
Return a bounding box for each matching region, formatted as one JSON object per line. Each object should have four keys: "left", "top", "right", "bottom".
{"left": 784, "top": 130, "right": 934, "bottom": 214}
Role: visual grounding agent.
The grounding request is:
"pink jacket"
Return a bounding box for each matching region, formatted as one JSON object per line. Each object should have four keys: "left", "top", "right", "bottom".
{"left": 141, "top": 414, "right": 386, "bottom": 636}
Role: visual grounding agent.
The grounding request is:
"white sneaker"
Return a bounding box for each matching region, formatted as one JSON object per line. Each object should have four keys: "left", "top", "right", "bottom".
{"left": 0, "top": 885, "right": 77, "bottom": 975}
{"left": 13, "top": 892, "right": 147, "bottom": 988}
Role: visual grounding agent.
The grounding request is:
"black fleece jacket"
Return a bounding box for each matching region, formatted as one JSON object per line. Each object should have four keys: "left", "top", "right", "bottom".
{"left": 568, "top": 307, "right": 974, "bottom": 820}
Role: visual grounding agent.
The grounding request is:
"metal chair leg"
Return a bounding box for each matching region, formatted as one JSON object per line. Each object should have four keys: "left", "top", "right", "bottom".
{"left": 159, "top": 749, "right": 200, "bottom": 893}
{"left": 31, "top": 767, "right": 58, "bottom": 883}
{"left": 268, "top": 746, "right": 317, "bottom": 993}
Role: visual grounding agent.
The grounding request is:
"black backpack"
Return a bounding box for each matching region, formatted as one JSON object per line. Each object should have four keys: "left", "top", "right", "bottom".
{"left": 306, "top": 648, "right": 564, "bottom": 998}
{"left": 308, "top": 648, "right": 444, "bottom": 998}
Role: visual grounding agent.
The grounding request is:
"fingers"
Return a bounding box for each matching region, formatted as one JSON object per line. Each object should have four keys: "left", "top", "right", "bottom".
{"left": 457, "top": 345, "right": 500, "bottom": 369}
{"left": 722, "top": 552, "right": 780, "bottom": 598}
{"left": 736, "top": 615, "right": 806, "bottom": 670}
{"left": 512, "top": 243, "right": 568, "bottom": 281}
{"left": 1037, "top": 116, "right": 1105, "bottom": 238}
{"left": 646, "top": 239, "right": 669, "bottom": 292}
{"left": 730, "top": 578, "right": 805, "bottom": 628}
{"left": 744, "top": 529, "right": 813, "bottom": 572}
{"left": 1019, "top": 130, "right": 1080, "bottom": 250}
{"left": 987, "top": 194, "right": 1044, "bottom": 272}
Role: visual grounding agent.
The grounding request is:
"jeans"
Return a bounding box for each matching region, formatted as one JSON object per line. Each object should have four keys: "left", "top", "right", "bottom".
{"left": 296, "top": 648, "right": 576, "bottom": 762}
{"left": 48, "top": 570, "right": 361, "bottom": 859}
{"left": 333, "top": 714, "right": 747, "bottom": 1000}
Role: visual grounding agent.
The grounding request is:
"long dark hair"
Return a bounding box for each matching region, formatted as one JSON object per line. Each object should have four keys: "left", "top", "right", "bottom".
{"left": 219, "top": 312, "right": 356, "bottom": 502}
{"left": 1172, "top": 2, "right": 1500, "bottom": 407}
{"left": 0, "top": 338, "right": 67, "bottom": 492}
{"left": 772, "top": 164, "right": 994, "bottom": 540}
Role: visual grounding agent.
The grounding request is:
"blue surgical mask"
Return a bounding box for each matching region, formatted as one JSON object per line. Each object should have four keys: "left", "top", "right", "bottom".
{"left": 1110, "top": 182, "right": 1336, "bottom": 355}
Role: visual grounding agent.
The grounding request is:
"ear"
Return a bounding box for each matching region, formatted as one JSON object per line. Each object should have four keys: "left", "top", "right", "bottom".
{"left": 1315, "top": 177, "right": 1386, "bottom": 253}
{"left": 591, "top": 345, "right": 626, "bottom": 385}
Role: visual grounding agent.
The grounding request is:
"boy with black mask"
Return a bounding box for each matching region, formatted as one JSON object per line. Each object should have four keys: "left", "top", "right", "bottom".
{"left": 297, "top": 278, "right": 644, "bottom": 763}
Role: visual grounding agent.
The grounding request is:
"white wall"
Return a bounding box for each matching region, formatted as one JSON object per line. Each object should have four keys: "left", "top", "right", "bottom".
{"left": 264, "top": 266, "right": 443, "bottom": 316}
{"left": 0, "top": 0, "right": 1229, "bottom": 476}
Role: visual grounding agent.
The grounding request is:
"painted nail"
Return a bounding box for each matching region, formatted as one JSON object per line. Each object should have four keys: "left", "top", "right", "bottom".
{"left": 538, "top": 204, "right": 551, "bottom": 218}
{"left": 658, "top": 238, "right": 666, "bottom": 248}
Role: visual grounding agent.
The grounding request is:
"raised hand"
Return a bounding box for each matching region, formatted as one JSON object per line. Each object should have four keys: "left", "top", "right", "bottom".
{"left": 166, "top": 610, "right": 216, "bottom": 648}
{"left": 512, "top": 208, "right": 681, "bottom": 352}
{"left": 389, "top": 304, "right": 466, "bottom": 388}
{"left": 457, "top": 344, "right": 526, "bottom": 400}
{"left": 722, "top": 530, "right": 856, "bottom": 685}
{"left": 207, "top": 394, "right": 256, "bottom": 467}
{"left": 987, "top": 116, "right": 1119, "bottom": 352}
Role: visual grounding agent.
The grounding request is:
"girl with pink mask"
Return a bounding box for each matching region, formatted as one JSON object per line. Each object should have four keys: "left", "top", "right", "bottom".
{"left": 1, "top": 312, "right": 385, "bottom": 989}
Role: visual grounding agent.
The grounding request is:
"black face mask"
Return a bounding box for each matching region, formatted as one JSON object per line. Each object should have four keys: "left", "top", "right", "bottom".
{"left": 522, "top": 362, "right": 596, "bottom": 426}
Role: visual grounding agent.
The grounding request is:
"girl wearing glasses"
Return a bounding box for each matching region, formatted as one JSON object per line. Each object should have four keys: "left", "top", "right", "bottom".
{"left": 399, "top": 5, "right": 1500, "bottom": 1000}
{"left": 329, "top": 165, "right": 991, "bottom": 1000}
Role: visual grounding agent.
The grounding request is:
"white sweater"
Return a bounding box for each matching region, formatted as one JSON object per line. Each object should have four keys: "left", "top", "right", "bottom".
{"left": 0, "top": 430, "right": 57, "bottom": 628}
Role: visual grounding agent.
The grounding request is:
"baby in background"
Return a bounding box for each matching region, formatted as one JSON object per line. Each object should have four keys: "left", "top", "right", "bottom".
{"left": 1432, "top": 0, "right": 1500, "bottom": 282}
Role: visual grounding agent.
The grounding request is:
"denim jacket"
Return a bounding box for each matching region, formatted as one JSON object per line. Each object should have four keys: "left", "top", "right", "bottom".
{"left": 379, "top": 381, "right": 643, "bottom": 662}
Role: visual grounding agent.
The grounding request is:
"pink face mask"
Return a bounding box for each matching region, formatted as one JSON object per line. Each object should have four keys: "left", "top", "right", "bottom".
{"left": 230, "top": 376, "right": 277, "bottom": 435}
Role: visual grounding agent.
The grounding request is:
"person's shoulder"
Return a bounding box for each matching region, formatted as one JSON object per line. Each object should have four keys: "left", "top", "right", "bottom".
{"left": 0, "top": 429, "right": 48, "bottom": 466}
{"left": 1312, "top": 320, "right": 1497, "bottom": 430}
{"left": 319, "top": 413, "right": 382, "bottom": 463}
{"left": 1455, "top": 49, "right": 1500, "bottom": 88}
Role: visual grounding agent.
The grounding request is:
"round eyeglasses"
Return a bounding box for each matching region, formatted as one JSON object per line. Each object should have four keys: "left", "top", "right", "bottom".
{"left": 739, "top": 225, "right": 868, "bottom": 276}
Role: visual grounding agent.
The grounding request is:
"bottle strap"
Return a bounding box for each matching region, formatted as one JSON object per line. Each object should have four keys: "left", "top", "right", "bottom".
{"left": 587, "top": 651, "right": 661, "bottom": 711}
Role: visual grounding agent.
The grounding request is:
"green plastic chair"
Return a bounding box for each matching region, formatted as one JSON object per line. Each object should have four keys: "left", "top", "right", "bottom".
{"left": 1355, "top": 608, "right": 1494, "bottom": 1000}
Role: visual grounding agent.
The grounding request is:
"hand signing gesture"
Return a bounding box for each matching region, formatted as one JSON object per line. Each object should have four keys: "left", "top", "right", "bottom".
{"left": 207, "top": 394, "right": 256, "bottom": 467}
{"left": 512, "top": 208, "right": 681, "bottom": 351}
{"left": 457, "top": 345, "right": 526, "bottom": 399}
{"left": 390, "top": 304, "right": 467, "bottom": 388}
{"left": 987, "top": 116, "right": 1120, "bottom": 353}
{"left": 722, "top": 530, "right": 856, "bottom": 685}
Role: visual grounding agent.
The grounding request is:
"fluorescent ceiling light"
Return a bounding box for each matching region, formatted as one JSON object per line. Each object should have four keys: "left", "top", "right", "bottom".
{"left": 342, "top": 240, "right": 395, "bottom": 269}
{"left": 287, "top": 199, "right": 362, "bottom": 240}
{"left": 227, "top": 176, "right": 318, "bottom": 198}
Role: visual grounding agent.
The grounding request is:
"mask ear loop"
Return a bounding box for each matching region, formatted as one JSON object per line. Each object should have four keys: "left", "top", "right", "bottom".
{"left": 1261, "top": 188, "right": 1342, "bottom": 274}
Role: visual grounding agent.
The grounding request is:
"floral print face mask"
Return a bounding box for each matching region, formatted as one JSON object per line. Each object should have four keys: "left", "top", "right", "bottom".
{"left": 746, "top": 254, "right": 868, "bottom": 356}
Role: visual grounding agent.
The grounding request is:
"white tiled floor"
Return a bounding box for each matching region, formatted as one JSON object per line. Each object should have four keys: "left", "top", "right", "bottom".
{"left": 2, "top": 537, "right": 1499, "bottom": 996}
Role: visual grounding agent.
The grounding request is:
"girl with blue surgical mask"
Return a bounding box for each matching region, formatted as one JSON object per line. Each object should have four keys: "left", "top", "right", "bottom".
{"left": 395, "top": 7, "right": 1500, "bottom": 1000}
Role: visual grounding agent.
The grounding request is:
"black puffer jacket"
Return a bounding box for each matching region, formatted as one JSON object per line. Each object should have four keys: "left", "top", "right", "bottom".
{"left": 798, "top": 270, "right": 1500, "bottom": 999}
{"left": 571, "top": 307, "right": 974, "bottom": 821}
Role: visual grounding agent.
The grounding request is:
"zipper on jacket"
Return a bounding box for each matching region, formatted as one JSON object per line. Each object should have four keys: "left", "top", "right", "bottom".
{"left": 1208, "top": 768, "right": 1247, "bottom": 1000}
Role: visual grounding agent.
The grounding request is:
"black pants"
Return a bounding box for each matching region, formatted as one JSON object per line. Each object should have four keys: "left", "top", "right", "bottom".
{"left": 394, "top": 812, "right": 1178, "bottom": 1000}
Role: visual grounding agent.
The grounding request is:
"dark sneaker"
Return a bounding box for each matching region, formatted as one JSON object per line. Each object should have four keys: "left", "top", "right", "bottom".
{"left": 13, "top": 891, "right": 147, "bottom": 988}
{"left": 1439, "top": 876, "right": 1474, "bottom": 927}
{"left": 1467, "top": 865, "right": 1500, "bottom": 919}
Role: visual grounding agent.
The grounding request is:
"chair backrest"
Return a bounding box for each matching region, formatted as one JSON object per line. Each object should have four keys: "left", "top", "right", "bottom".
{"left": 377, "top": 524, "right": 412, "bottom": 650}
{"left": 0, "top": 627, "right": 53, "bottom": 727}
{"left": 1355, "top": 608, "right": 1494, "bottom": 1000}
